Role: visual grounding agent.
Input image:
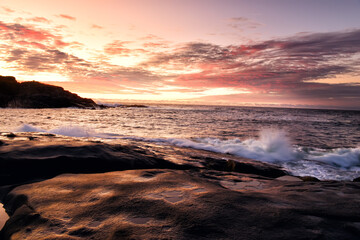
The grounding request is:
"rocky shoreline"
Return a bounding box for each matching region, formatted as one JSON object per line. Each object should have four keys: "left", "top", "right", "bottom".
{"left": 0, "top": 76, "right": 98, "bottom": 109}
{"left": 1, "top": 133, "right": 360, "bottom": 239}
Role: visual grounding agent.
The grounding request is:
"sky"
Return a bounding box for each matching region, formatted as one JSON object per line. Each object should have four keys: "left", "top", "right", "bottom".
{"left": 0, "top": 0, "right": 360, "bottom": 109}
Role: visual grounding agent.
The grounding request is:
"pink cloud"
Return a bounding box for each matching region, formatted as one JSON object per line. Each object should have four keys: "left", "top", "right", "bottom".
{"left": 0, "top": 21, "right": 72, "bottom": 48}
{"left": 27, "top": 17, "right": 52, "bottom": 24}
{"left": 91, "top": 24, "right": 103, "bottom": 29}
{"left": 0, "top": 21, "right": 50, "bottom": 41}
{"left": 2, "top": 7, "right": 14, "bottom": 13}
{"left": 104, "top": 41, "right": 132, "bottom": 55}
{"left": 15, "top": 40, "right": 46, "bottom": 49}
{"left": 104, "top": 41, "right": 147, "bottom": 56}
{"left": 57, "top": 14, "right": 76, "bottom": 21}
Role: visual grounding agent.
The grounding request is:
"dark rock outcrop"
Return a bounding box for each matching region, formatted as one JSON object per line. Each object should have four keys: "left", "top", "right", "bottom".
{"left": 299, "top": 176, "right": 321, "bottom": 182}
{"left": 353, "top": 177, "right": 360, "bottom": 182}
{"left": 0, "top": 133, "right": 285, "bottom": 187}
{"left": 0, "top": 76, "right": 98, "bottom": 109}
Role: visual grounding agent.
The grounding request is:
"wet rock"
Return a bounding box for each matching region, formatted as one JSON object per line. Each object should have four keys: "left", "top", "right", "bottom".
{"left": 0, "top": 134, "right": 188, "bottom": 186}
{"left": 1, "top": 170, "right": 360, "bottom": 240}
{"left": 1, "top": 134, "right": 359, "bottom": 239}
{"left": 353, "top": 177, "right": 360, "bottom": 182}
{"left": 276, "top": 175, "right": 303, "bottom": 181}
{"left": 5, "top": 133, "right": 16, "bottom": 138}
{"left": 200, "top": 156, "right": 286, "bottom": 178}
{"left": 299, "top": 176, "right": 321, "bottom": 182}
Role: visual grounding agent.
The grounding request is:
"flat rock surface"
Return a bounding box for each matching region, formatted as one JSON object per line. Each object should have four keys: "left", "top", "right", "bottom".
{"left": 1, "top": 133, "right": 360, "bottom": 239}
{"left": 2, "top": 170, "right": 360, "bottom": 240}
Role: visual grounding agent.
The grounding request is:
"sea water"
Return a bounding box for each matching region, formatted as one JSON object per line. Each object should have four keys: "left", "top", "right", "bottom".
{"left": 0, "top": 105, "right": 359, "bottom": 180}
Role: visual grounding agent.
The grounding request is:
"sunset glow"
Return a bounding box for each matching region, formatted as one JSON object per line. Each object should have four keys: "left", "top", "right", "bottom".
{"left": 1, "top": 0, "right": 360, "bottom": 109}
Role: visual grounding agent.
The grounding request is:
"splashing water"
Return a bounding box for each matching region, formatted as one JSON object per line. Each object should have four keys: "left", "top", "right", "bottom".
{"left": 5, "top": 103, "right": 359, "bottom": 181}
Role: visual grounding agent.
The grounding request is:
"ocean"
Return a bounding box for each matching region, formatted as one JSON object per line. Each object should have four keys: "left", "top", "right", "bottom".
{"left": 1, "top": 104, "right": 359, "bottom": 181}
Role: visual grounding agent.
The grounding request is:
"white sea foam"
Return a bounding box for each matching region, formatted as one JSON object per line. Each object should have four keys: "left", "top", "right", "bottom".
{"left": 49, "top": 126, "right": 96, "bottom": 138}
{"left": 14, "top": 123, "right": 121, "bottom": 139}
{"left": 147, "top": 129, "right": 297, "bottom": 163}
{"left": 123, "top": 133, "right": 360, "bottom": 180}
{"left": 307, "top": 147, "right": 360, "bottom": 169}
{"left": 15, "top": 124, "right": 46, "bottom": 133}
{"left": 12, "top": 124, "right": 360, "bottom": 180}
{"left": 15, "top": 124, "right": 97, "bottom": 138}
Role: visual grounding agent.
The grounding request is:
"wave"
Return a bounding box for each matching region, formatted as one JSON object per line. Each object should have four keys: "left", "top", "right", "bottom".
{"left": 14, "top": 124, "right": 118, "bottom": 139}
{"left": 132, "top": 129, "right": 295, "bottom": 163}
{"left": 122, "top": 130, "right": 360, "bottom": 172}
{"left": 307, "top": 147, "right": 360, "bottom": 169}
{"left": 12, "top": 124, "right": 360, "bottom": 179}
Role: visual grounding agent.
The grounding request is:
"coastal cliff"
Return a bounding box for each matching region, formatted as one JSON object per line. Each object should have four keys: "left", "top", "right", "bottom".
{"left": 0, "top": 76, "right": 98, "bottom": 109}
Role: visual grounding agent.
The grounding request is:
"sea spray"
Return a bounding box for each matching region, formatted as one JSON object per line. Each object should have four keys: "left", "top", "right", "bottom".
{"left": 181, "top": 128, "right": 296, "bottom": 163}
{"left": 307, "top": 147, "right": 360, "bottom": 169}
{"left": 241, "top": 128, "right": 295, "bottom": 162}
{"left": 11, "top": 123, "right": 360, "bottom": 180}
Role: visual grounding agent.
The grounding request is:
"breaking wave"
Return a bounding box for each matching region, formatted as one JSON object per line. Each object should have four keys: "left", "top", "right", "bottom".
{"left": 12, "top": 124, "right": 360, "bottom": 180}
{"left": 307, "top": 147, "right": 360, "bottom": 169}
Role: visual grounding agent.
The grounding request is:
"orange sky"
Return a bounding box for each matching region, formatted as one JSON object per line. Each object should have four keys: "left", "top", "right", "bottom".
{"left": 1, "top": 0, "right": 360, "bottom": 109}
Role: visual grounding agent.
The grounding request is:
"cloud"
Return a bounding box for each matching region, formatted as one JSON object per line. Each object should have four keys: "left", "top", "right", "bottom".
{"left": 27, "top": 17, "right": 52, "bottom": 24}
{"left": 140, "top": 34, "right": 162, "bottom": 40}
{"left": 0, "top": 21, "right": 51, "bottom": 41}
{"left": 57, "top": 14, "right": 76, "bottom": 21}
{"left": 2, "top": 7, "right": 15, "bottom": 13}
{"left": 143, "top": 42, "right": 234, "bottom": 68}
{"left": 104, "top": 41, "right": 133, "bottom": 55}
{"left": 91, "top": 24, "right": 103, "bottom": 29}
{"left": 0, "top": 19, "right": 163, "bottom": 91}
{"left": 228, "top": 17, "right": 263, "bottom": 30}
{"left": 0, "top": 20, "right": 72, "bottom": 49}
{"left": 104, "top": 40, "right": 147, "bottom": 56}
{"left": 142, "top": 29, "right": 360, "bottom": 103}
{"left": 142, "top": 41, "right": 169, "bottom": 49}
{"left": 1, "top": 14, "right": 359, "bottom": 108}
